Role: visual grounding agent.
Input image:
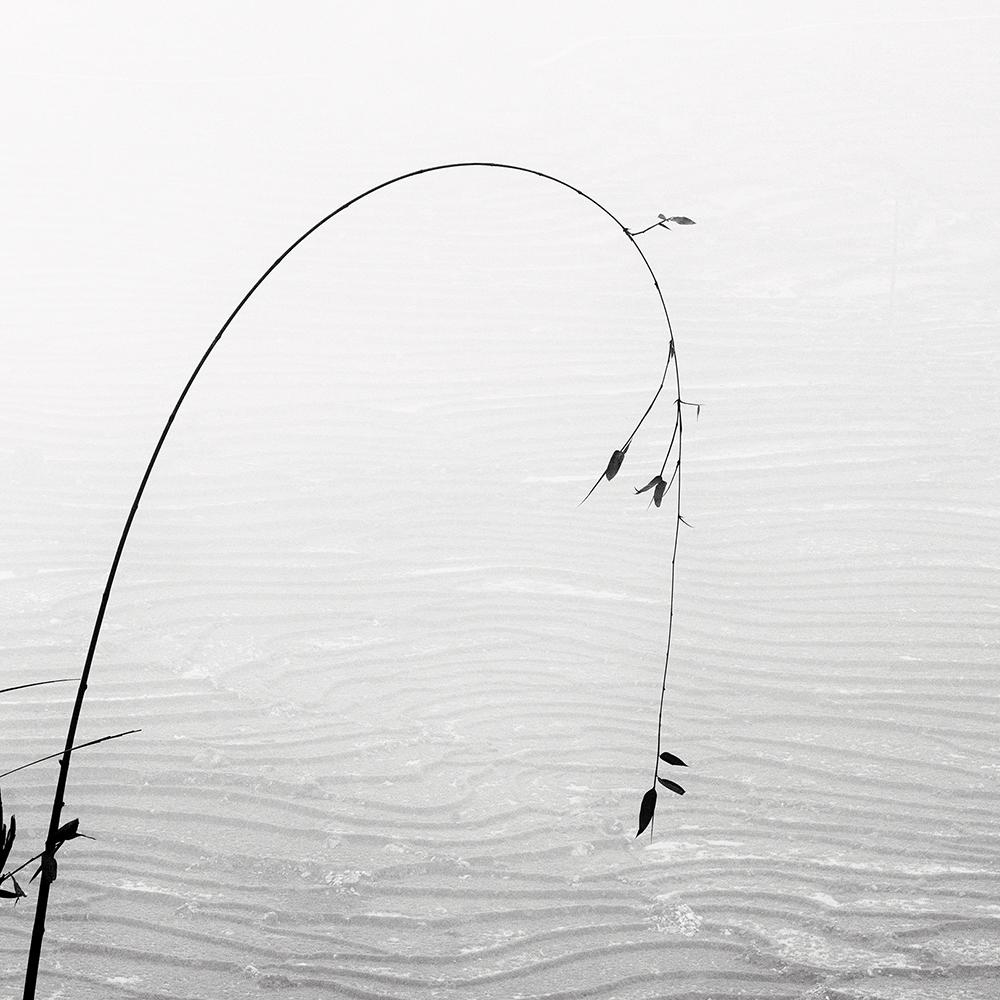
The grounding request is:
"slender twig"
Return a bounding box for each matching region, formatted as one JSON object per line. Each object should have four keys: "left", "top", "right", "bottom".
{"left": 23, "top": 162, "right": 688, "bottom": 999}
{"left": 637, "top": 244, "right": 685, "bottom": 840}
{"left": 0, "top": 730, "right": 140, "bottom": 781}
{"left": 657, "top": 420, "right": 680, "bottom": 477}
{"left": 0, "top": 680, "right": 75, "bottom": 697}
{"left": 628, "top": 220, "right": 673, "bottom": 236}
{"left": 623, "top": 342, "right": 675, "bottom": 451}
{"left": 1, "top": 851, "right": 43, "bottom": 884}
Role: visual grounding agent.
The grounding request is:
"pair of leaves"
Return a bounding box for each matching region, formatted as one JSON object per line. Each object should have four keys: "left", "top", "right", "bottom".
{"left": 635, "top": 780, "right": 687, "bottom": 838}
{"left": 635, "top": 475, "right": 668, "bottom": 508}
{"left": 636, "top": 461, "right": 680, "bottom": 510}
{"left": 635, "top": 751, "right": 689, "bottom": 837}
{"left": 27, "top": 819, "right": 92, "bottom": 885}
{"left": 657, "top": 749, "right": 688, "bottom": 798}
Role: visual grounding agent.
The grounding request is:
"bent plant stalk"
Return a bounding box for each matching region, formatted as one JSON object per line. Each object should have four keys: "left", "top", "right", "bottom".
{"left": 22, "top": 162, "right": 694, "bottom": 998}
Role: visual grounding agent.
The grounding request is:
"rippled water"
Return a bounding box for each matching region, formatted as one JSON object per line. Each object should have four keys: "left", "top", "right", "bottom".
{"left": 3, "top": 9, "right": 999, "bottom": 1000}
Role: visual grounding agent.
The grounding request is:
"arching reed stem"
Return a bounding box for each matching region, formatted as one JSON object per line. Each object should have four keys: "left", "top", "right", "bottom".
{"left": 22, "top": 162, "right": 692, "bottom": 996}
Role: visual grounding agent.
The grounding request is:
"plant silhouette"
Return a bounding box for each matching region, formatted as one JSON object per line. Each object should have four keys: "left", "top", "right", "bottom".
{"left": 16, "top": 162, "right": 696, "bottom": 998}
{"left": 1, "top": 683, "right": 136, "bottom": 912}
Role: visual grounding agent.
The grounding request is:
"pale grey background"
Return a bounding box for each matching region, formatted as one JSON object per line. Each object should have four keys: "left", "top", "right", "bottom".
{"left": 2, "top": 3, "right": 998, "bottom": 998}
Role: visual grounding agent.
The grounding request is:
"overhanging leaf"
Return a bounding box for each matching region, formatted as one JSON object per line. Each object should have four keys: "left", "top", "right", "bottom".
{"left": 635, "top": 787, "right": 657, "bottom": 838}
{"left": 658, "top": 751, "right": 688, "bottom": 767}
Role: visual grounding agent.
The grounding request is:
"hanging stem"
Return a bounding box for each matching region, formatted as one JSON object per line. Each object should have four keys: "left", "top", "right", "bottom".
{"left": 23, "top": 162, "right": 689, "bottom": 997}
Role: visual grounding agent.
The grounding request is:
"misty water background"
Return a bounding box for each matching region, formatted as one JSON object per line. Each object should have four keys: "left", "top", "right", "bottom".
{"left": 2, "top": 3, "right": 998, "bottom": 998}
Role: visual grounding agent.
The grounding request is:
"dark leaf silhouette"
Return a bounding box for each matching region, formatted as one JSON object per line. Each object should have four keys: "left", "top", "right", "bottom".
{"left": 657, "top": 776, "right": 686, "bottom": 795}
{"left": 659, "top": 751, "right": 688, "bottom": 767}
{"left": 0, "top": 816, "right": 14, "bottom": 871}
{"left": 55, "top": 819, "right": 79, "bottom": 843}
{"left": 666, "top": 216, "right": 695, "bottom": 225}
{"left": 0, "top": 886, "right": 25, "bottom": 899}
{"left": 636, "top": 475, "right": 669, "bottom": 508}
{"left": 605, "top": 449, "right": 626, "bottom": 481}
{"left": 580, "top": 447, "right": 629, "bottom": 506}
{"left": 657, "top": 213, "right": 667, "bottom": 221}
{"left": 0, "top": 793, "right": 14, "bottom": 872}
{"left": 678, "top": 514, "right": 692, "bottom": 527}
{"left": 53, "top": 818, "right": 93, "bottom": 850}
{"left": 635, "top": 786, "right": 657, "bottom": 837}
{"left": 30, "top": 855, "right": 57, "bottom": 884}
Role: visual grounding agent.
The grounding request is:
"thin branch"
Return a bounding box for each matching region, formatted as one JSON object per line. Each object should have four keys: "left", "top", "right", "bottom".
{"left": 0, "top": 730, "right": 140, "bottom": 781}
{"left": 1, "top": 851, "right": 43, "bottom": 884}
{"left": 577, "top": 470, "right": 609, "bottom": 507}
{"left": 657, "top": 418, "right": 680, "bottom": 478}
{"left": 628, "top": 220, "right": 673, "bottom": 236}
{"left": 662, "top": 461, "right": 680, "bottom": 496}
{"left": 0, "top": 680, "right": 75, "bottom": 697}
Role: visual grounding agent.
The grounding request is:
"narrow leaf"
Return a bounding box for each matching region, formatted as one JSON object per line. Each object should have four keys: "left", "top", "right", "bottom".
{"left": 0, "top": 814, "right": 14, "bottom": 872}
{"left": 605, "top": 449, "right": 625, "bottom": 481}
{"left": 659, "top": 751, "right": 688, "bottom": 767}
{"left": 56, "top": 819, "right": 80, "bottom": 842}
{"left": 657, "top": 776, "right": 686, "bottom": 795}
{"left": 0, "top": 888, "right": 23, "bottom": 899}
{"left": 635, "top": 476, "right": 661, "bottom": 495}
{"left": 666, "top": 216, "right": 695, "bottom": 225}
{"left": 635, "top": 787, "right": 657, "bottom": 838}
{"left": 653, "top": 479, "right": 667, "bottom": 507}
